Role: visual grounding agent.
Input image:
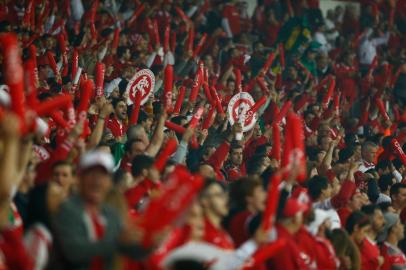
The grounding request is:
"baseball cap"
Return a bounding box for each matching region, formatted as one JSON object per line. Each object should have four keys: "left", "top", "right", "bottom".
{"left": 282, "top": 197, "right": 309, "bottom": 218}
{"left": 79, "top": 150, "right": 115, "bottom": 173}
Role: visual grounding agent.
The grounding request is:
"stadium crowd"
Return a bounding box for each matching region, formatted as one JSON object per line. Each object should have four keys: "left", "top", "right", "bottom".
{"left": 0, "top": 0, "right": 406, "bottom": 269}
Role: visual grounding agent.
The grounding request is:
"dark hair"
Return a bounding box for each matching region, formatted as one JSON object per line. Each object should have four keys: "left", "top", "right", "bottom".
{"left": 117, "top": 46, "right": 129, "bottom": 58}
{"left": 131, "top": 154, "right": 154, "bottom": 176}
{"left": 246, "top": 154, "right": 267, "bottom": 175}
{"left": 393, "top": 158, "right": 404, "bottom": 170}
{"left": 200, "top": 179, "right": 225, "bottom": 198}
{"left": 124, "top": 138, "right": 144, "bottom": 153}
{"left": 137, "top": 110, "right": 150, "bottom": 124}
{"left": 306, "top": 175, "right": 329, "bottom": 200}
{"left": 346, "top": 211, "right": 370, "bottom": 234}
{"left": 111, "top": 97, "right": 126, "bottom": 109}
{"left": 378, "top": 174, "right": 394, "bottom": 192}
{"left": 338, "top": 147, "right": 355, "bottom": 163}
{"left": 52, "top": 160, "right": 73, "bottom": 171}
{"left": 376, "top": 160, "right": 391, "bottom": 172}
{"left": 390, "top": 183, "right": 406, "bottom": 198}
{"left": 229, "top": 176, "right": 262, "bottom": 210}
{"left": 170, "top": 260, "right": 207, "bottom": 270}
{"left": 361, "top": 204, "right": 380, "bottom": 217}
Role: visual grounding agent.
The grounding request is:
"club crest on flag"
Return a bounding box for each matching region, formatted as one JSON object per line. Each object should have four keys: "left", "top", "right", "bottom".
{"left": 126, "top": 69, "right": 155, "bottom": 106}
{"left": 227, "top": 92, "right": 257, "bottom": 132}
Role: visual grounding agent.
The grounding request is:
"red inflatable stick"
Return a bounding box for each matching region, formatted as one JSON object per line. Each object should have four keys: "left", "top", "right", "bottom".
{"left": 128, "top": 4, "right": 145, "bottom": 26}
{"left": 375, "top": 98, "right": 390, "bottom": 121}
{"left": 187, "top": 26, "right": 195, "bottom": 53}
{"left": 274, "top": 100, "right": 292, "bottom": 124}
{"left": 245, "top": 96, "right": 267, "bottom": 124}
{"left": 390, "top": 66, "right": 402, "bottom": 89}
{"left": 322, "top": 77, "right": 335, "bottom": 109}
{"left": 262, "top": 171, "right": 282, "bottom": 231}
{"left": 164, "top": 24, "right": 170, "bottom": 53}
{"left": 165, "top": 121, "right": 186, "bottom": 134}
{"left": 95, "top": 62, "right": 105, "bottom": 97}
{"left": 46, "top": 51, "right": 61, "bottom": 83}
{"left": 210, "top": 86, "right": 225, "bottom": 115}
{"left": 35, "top": 94, "right": 72, "bottom": 116}
{"left": 170, "top": 31, "right": 177, "bottom": 53}
{"left": 173, "top": 86, "right": 186, "bottom": 114}
{"left": 139, "top": 166, "right": 204, "bottom": 248}
{"left": 234, "top": 68, "right": 242, "bottom": 94}
{"left": 333, "top": 93, "right": 340, "bottom": 115}
{"left": 28, "top": 45, "right": 39, "bottom": 86}
{"left": 189, "top": 66, "right": 203, "bottom": 103}
{"left": 287, "top": 112, "right": 306, "bottom": 182}
{"left": 367, "top": 56, "right": 378, "bottom": 78}
{"left": 314, "top": 75, "right": 331, "bottom": 92}
{"left": 279, "top": 43, "right": 285, "bottom": 69}
{"left": 256, "top": 77, "right": 270, "bottom": 95}
{"left": 262, "top": 51, "right": 275, "bottom": 73}
{"left": 193, "top": 33, "right": 207, "bottom": 58}
{"left": 175, "top": 7, "right": 190, "bottom": 23}
{"left": 23, "top": 0, "right": 34, "bottom": 28}
{"left": 71, "top": 49, "right": 79, "bottom": 81}
{"left": 0, "top": 33, "right": 26, "bottom": 130}
{"left": 50, "top": 111, "right": 70, "bottom": 130}
{"left": 112, "top": 28, "right": 120, "bottom": 52}
{"left": 154, "top": 138, "right": 178, "bottom": 172}
{"left": 189, "top": 107, "right": 204, "bottom": 129}
{"left": 129, "top": 91, "right": 142, "bottom": 126}
{"left": 89, "top": 0, "right": 99, "bottom": 40}
{"left": 164, "top": 65, "right": 174, "bottom": 113}
{"left": 391, "top": 139, "right": 406, "bottom": 166}
{"left": 202, "top": 105, "right": 216, "bottom": 129}
{"left": 271, "top": 123, "right": 281, "bottom": 161}
{"left": 152, "top": 19, "right": 161, "bottom": 47}
{"left": 242, "top": 240, "right": 287, "bottom": 270}
{"left": 24, "top": 59, "right": 38, "bottom": 108}
{"left": 76, "top": 80, "right": 94, "bottom": 121}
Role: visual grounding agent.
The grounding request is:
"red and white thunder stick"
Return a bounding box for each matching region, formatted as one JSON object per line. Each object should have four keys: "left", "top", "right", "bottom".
{"left": 129, "top": 91, "right": 142, "bottom": 126}
{"left": 163, "top": 64, "right": 174, "bottom": 113}
{"left": 192, "top": 33, "right": 207, "bottom": 58}
{"left": 173, "top": 86, "right": 186, "bottom": 114}
{"left": 0, "top": 33, "right": 26, "bottom": 131}
{"left": 154, "top": 138, "right": 178, "bottom": 172}
{"left": 95, "top": 62, "right": 105, "bottom": 97}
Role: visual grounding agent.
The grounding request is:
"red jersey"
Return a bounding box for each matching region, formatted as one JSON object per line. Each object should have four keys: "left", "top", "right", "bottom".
{"left": 106, "top": 116, "right": 126, "bottom": 138}
{"left": 381, "top": 241, "right": 406, "bottom": 270}
{"left": 222, "top": 4, "right": 241, "bottom": 36}
{"left": 359, "top": 237, "right": 381, "bottom": 270}
{"left": 226, "top": 210, "right": 253, "bottom": 247}
{"left": 203, "top": 218, "right": 234, "bottom": 250}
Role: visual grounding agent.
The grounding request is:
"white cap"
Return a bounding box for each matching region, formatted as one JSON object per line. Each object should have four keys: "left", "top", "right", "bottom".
{"left": 79, "top": 150, "right": 115, "bottom": 173}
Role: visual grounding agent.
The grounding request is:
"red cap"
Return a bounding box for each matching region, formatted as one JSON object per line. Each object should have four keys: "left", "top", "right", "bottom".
{"left": 282, "top": 198, "right": 309, "bottom": 218}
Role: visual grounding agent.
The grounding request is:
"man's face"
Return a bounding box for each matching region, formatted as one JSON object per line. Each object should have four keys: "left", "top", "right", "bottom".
{"left": 348, "top": 193, "right": 364, "bottom": 211}
{"left": 80, "top": 167, "right": 112, "bottom": 205}
{"left": 52, "top": 165, "right": 74, "bottom": 191}
{"left": 247, "top": 185, "right": 267, "bottom": 212}
{"left": 372, "top": 209, "right": 386, "bottom": 234}
{"left": 143, "top": 118, "right": 153, "bottom": 133}
{"left": 198, "top": 164, "right": 216, "bottom": 179}
{"left": 202, "top": 184, "right": 228, "bottom": 217}
{"left": 130, "top": 141, "right": 147, "bottom": 158}
{"left": 393, "top": 188, "right": 406, "bottom": 208}
{"left": 362, "top": 145, "right": 377, "bottom": 163}
{"left": 230, "top": 148, "right": 243, "bottom": 166}
{"left": 393, "top": 220, "right": 405, "bottom": 240}
{"left": 115, "top": 101, "right": 127, "bottom": 120}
